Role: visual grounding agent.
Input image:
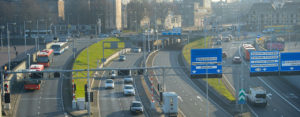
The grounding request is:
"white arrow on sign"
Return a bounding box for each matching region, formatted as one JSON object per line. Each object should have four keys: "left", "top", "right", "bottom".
{"left": 263, "top": 68, "right": 267, "bottom": 71}
{"left": 290, "top": 67, "right": 294, "bottom": 70}
{"left": 192, "top": 70, "right": 196, "bottom": 73}
{"left": 217, "top": 69, "right": 221, "bottom": 73}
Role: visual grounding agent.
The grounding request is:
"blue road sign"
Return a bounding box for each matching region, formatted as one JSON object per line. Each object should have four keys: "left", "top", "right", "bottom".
{"left": 250, "top": 51, "right": 279, "bottom": 73}
{"left": 257, "top": 35, "right": 261, "bottom": 38}
{"left": 161, "top": 28, "right": 182, "bottom": 36}
{"left": 190, "top": 48, "right": 222, "bottom": 75}
{"left": 280, "top": 52, "right": 300, "bottom": 72}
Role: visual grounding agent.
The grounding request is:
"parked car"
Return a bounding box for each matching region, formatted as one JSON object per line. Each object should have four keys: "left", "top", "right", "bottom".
{"left": 130, "top": 101, "right": 144, "bottom": 114}
{"left": 105, "top": 79, "right": 115, "bottom": 89}
{"left": 99, "top": 34, "right": 109, "bottom": 38}
{"left": 123, "top": 85, "right": 135, "bottom": 96}
{"left": 119, "top": 55, "right": 126, "bottom": 61}
{"left": 124, "top": 76, "right": 133, "bottom": 83}
{"left": 232, "top": 56, "right": 242, "bottom": 64}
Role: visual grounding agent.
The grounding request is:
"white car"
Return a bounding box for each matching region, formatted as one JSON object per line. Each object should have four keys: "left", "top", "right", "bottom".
{"left": 130, "top": 101, "right": 144, "bottom": 114}
{"left": 105, "top": 79, "right": 114, "bottom": 89}
{"left": 110, "top": 70, "right": 117, "bottom": 79}
{"left": 123, "top": 85, "right": 135, "bottom": 96}
{"left": 124, "top": 76, "right": 133, "bottom": 83}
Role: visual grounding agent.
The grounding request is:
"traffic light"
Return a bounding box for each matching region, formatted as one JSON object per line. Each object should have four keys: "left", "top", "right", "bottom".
{"left": 4, "top": 83, "right": 8, "bottom": 92}
{"left": 4, "top": 93, "right": 10, "bottom": 103}
{"left": 84, "top": 84, "right": 88, "bottom": 92}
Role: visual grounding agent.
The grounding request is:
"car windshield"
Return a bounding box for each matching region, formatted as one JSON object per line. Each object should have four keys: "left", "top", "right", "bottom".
{"left": 132, "top": 102, "right": 142, "bottom": 107}
{"left": 125, "top": 86, "right": 133, "bottom": 89}
{"left": 106, "top": 80, "right": 113, "bottom": 83}
{"left": 37, "top": 56, "right": 49, "bottom": 63}
{"left": 255, "top": 94, "right": 266, "bottom": 98}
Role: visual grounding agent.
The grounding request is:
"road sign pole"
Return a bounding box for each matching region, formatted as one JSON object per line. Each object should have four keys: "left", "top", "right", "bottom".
{"left": 87, "top": 37, "right": 91, "bottom": 117}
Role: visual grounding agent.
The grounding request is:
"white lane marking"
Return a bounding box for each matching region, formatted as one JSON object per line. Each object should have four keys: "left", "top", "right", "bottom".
{"left": 178, "top": 96, "right": 183, "bottom": 102}
{"left": 197, "top": 96, "right": 204, "bottom": 102}
{"left": 64, "top": 113, "right": 68, "bottom": 117}
{"left": 178, "top": 108, "right": 187, "bottom": 117}
{"left": 37, "top": 112, "right": 40, "bottom": 116}
{"left": 258, "top": 76, "right": 300, "bottom": 112}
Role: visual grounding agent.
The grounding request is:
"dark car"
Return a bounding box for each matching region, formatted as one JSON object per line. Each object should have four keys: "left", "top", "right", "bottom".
{"left": 232, "top": 56, "right": 242, "bottom": 64}
{"left": 119, "top": 55, "right": 126, "bottom": 61}
{"left": 130, "top": 101, "right": 143, "bottom": 114}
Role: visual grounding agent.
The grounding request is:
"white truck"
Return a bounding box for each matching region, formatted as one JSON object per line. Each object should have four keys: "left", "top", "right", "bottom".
{"left": 246, "top": 87, "right": 268, "bottom": 107}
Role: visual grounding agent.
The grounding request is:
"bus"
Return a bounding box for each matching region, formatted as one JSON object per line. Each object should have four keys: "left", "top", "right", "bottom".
{"left": 25, "top": 29, "right": 52, "bottom": 39}
{"left": 242, "top": 44, "right": 256, "bottom": 61}
{"left": 51, "top": 42, "right": 69, "bottom": 55}
{"left": 37, "top": 49, "right": 54, "bottom": 67}
{"left": 264, "top": 37, "right": 285, "bottom": 51}
{"left": 24, "top": 64, "right": 44, "bottom": 90}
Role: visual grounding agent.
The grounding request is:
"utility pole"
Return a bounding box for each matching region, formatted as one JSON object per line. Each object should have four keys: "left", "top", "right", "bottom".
{"left": 87, "top": 37, "right": 91, "bottom": 117}
{"left": 204, "top": 16, "right": 209, "bottom": 117}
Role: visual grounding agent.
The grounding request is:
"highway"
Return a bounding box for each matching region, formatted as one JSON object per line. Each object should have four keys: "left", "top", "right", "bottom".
{"left": 219, "top": 37, "right": 300, "bottom": 116}
{"left": 152, "top": 50, "right": 232, "bottom": 117}
{"left": 98, "top": 52, "right": 146, "bottom": 117}
{"left": 15, "top": 37, "right": 101, "bottom": 117}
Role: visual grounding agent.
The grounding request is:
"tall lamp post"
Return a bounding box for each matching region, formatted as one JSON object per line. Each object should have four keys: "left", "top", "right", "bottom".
{"left": 0, "top": 26, "right": 4, "bottom": 49}
{"left": 36, "top": 19, "right": 45, "bottom": 51}
{"left": 7, "top": 22, "right": 16, "bottom": 70}
{"left": 24, "top": 20, "right": 32, "bottom": 54}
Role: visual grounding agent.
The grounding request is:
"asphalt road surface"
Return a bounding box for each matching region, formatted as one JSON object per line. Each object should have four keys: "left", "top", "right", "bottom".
{"left": 219, "top": 37, "right": 300, "bottom": 117}
{"left": 153, "top": 50, "right": 232, "bottom": 117}
{"left": 16, "top": 37, "right": 101, "bottom": 117}
{"left": 98, "top": 52, "right": 146, "bottom": 117}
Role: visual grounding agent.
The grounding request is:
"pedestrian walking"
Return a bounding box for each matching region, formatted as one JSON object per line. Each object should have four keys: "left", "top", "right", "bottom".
{"left": 14, "top": 46, "right": 16, "bottom": 51}
{"left": 15, "top": 51, "right": 18, "bottom": 57}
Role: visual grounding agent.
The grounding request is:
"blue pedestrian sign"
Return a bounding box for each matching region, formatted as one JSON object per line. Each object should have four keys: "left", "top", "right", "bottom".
{"left": 280, "top": 52, "right": 300, "bottom": 72}
{"left": 250, "top": 51, "right": 279, "bottom": 73}
{"left": 190, "top": 48, "right": 222, "bottom": 78}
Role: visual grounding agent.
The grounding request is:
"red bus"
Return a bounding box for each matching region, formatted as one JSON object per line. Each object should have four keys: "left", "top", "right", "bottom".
{"left": 37, "top": 49, "right": 54, "bottom": 67}
{"left": 24, "top": 64, "right": 44, "bottom": 90}
{"left": 242, "top": 44, "right": 256, "bottom": 61}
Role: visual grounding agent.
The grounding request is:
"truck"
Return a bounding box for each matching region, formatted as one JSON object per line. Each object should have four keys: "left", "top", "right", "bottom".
{"left": 118, "top": 69, "right": 131, "bottom": 77}
{"left": 246, "top": 87, "right": 268, "bottom": 107}
{"left": 24, "top": 64, "right": 44, "bottom": 90}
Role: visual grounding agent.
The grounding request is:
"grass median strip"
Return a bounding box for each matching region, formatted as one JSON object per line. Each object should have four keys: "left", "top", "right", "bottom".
{"left": 72, "top": 37, "right": 124, "bottom": 98}
{"left": 182, "top": 37, "right": 236, "bottom": 101}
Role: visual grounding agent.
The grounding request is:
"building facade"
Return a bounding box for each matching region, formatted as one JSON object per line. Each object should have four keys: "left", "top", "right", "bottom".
{"left": 247, "top": 1, "right": 300, "bottom": 31}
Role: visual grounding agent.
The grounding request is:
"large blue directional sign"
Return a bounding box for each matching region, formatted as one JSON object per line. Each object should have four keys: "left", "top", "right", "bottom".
{"left": 280, "top": 52, "right": 300, "bottom": 72}
{"left": 190, "top": 48, "right": 222, "bottom": 76}
{"left": 250, "top": 51, "right": 279, "bottom": 73}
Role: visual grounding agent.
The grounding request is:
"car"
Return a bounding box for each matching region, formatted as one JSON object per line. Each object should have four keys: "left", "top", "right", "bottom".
{"left": 110, "top": 70, "right": 117, "bottom": 79}
{"left": 105, "top": 79, "right": 114, "bottom": 89}
{"left": 130, "top": 101, "right": 144, "bottom": 114}
{"left": 216, "top": 40, "right": 222, "bottom": 45}
{"left": 132, "top": 47, "right": 141, "bottom": 53}
{"left": 232, "top": 56, "right": 242, "bottom": 64}
{"left": 99, "top": 34, "right": 109, "bottom": 38}
{"left": 222, "top": 52, "right": 227, "bottom": 58}
{"left": 119, "top": 55, "right": 126, "bottom": 61}
{"left": 123, "top": 85, "right": 135, "bottom": 96}
{"left": 124, "top": 76, "right": 133, "bottom": 83}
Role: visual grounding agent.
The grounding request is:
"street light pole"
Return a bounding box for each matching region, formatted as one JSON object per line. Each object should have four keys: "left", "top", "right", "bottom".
{"left": 7, "top": 23, "right": 16, "bottom": 70}
{"left": 0, "top": 26, "right": 4, "bottom": 49}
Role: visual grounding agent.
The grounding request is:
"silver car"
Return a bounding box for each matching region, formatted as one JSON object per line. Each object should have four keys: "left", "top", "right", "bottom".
{"left": 105, "top": 79, "right": 114, "bottom": 89}
{"left": 123, "top": 85, "right": 135, "bottom": 96}
{"left": 124, "top": 76, "right": 133, "bottom": 83}
{"left": 130, "top": 101, "right": 144, "bottom": 114}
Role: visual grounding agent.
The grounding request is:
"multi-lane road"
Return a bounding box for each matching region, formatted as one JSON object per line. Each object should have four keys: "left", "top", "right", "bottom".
{"left": 220, "top": 37, "right": 300, "bottom": 116}
{"left": 152, "top": 50, "right": 232, "bottom": 117}
{"left": 98, "top": 52, "right": 146, "bottom": 117}
{"left": 15, "top": 37, "right": 101, "bottom": 117}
